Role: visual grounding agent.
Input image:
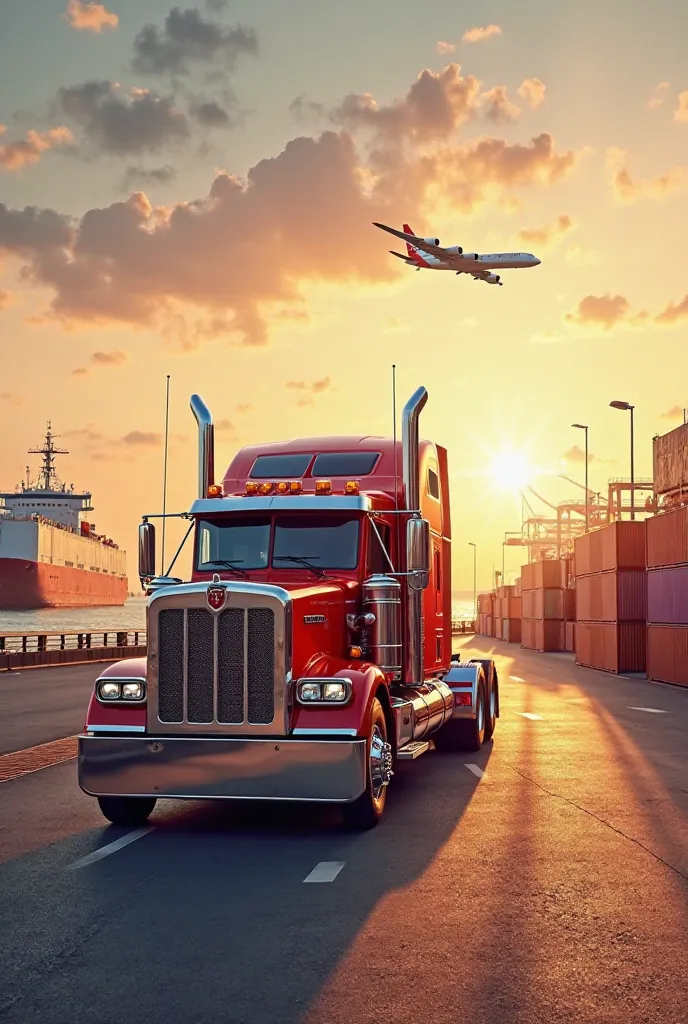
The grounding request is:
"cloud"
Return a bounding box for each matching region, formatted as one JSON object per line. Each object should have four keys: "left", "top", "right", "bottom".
{"left": 71, "top": 367, "right": 89, "bottom": 377}
{"left": 481, "top": 86, "right": 521, "bottom": 124}
{"left": 2, "top": 67, "right": 583, "bottom": 346}
{"left": 647, "top": 81, "right": 670, "bottom": 110}
{"left": 385, "top": 316, "right": 410, "bottom": 333}
{"left": 461, "top": 25, "right": 502, "bottom": 44}
{"left": 215, "top": 418, "right": 236, "bottom": 435}
{"left": 122, "top": 164, "right": 176, "bottom": 189}
{"left": 56, "top": 80, "right": 189, "bottom": 155}
{"left": 121, "top": 430, "right": 163, "bottom": 446}
{"left": 132, "top": 6, "right": 258, "bottom": 76}
{"left": 288, "top": 95, "right": 326, "bottom": 124}
{"left": 236, "top": 403, "right": 253, "bottom": 413}
{"left": 674, "top": 90, "right": 688, "bottom": 123}
{"left": 0, "top": 392, "right": 24, "bottom": 406}
{"left": 563, "top": 291, "right": 688, "bottom": 332}
{"left": 606, "top": 147, "right": 687, "bottom": 203}
{"left": 91, "top": 349, "right": 127, "bottom": 365}
{"left": 561, "top": 445, "right": 600, "bottom": 465}
{"left": 191, "top": 99, "right": 232, "bottom": 126}
{"left": 660, "top": 405, "right": 684, "bottom": 421}
{"left": 435, "top": 41, "right": 455, "bottom": 55}
{"left": 0, "top": 125, "right": 74, "bottom": 171}
{"left": 63, "top": 1, "right": 118, "bottom": 33}
{"left": 518, "top": 78, "right": 546, "bottom": 109}
{"left": 286, "top": 377, "right": 332, "bottom": 407}
{"left": 565, "top": 245, "right": 602, "bottom": 267}
{"left": 518, "top": 213, "right": 573, "bottom": 247}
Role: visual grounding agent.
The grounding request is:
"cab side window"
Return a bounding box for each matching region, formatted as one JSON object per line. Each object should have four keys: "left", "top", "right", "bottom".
{"left": 427, "top": 468, "right": 440, "bottom": 500}
{"left": 367, "top": 523, "right": 391, "bottom": 575}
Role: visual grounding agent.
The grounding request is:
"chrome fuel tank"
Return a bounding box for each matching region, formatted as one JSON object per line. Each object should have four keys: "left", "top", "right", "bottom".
{"left": 362, "top": 574, "right": 402, "bottom": 678}
{"left": 391, "top": 679, "right": 454, "bottom": 747}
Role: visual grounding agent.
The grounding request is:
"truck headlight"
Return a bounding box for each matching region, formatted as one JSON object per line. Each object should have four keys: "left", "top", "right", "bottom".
{"left": 96, "top": 678, "right": 146, "bottom": 703}
{"left": 296, "top": 678, "right": 352, "bottom": 705}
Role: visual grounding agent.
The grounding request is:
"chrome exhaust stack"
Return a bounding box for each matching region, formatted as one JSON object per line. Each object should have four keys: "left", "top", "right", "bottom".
{"left": 401, "top": 386, "right": 429, "bottom": 685}
{"left": 190, "top": 394, "right": 215, "bottom": 499}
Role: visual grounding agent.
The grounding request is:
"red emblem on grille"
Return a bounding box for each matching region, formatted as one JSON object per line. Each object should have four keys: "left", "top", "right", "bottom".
{"left": 207, "top": 586, "right": 227, "bottom": 611}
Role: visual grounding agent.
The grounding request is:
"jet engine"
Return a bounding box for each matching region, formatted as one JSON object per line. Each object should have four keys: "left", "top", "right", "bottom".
{"left": 461, "top": 253, "right": 479, "bottom": 260}
{"left": 422, "top": 237, "right": 440, "bottom": 245}
{"left": 443, "top": 245, "right": 463, "bottom": 255}
{"left": 485, "top": 274, "right": 501, "bottom": 285}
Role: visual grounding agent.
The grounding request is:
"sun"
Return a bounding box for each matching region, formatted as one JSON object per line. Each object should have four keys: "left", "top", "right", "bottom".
{"left": 489, "top": 449, "right": 535, "bottom": 493}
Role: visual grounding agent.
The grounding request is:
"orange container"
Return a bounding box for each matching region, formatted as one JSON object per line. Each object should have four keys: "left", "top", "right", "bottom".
{"left": 574, "top": 522, "right": 646, "bottom": 576}
{"left": 502, "top": 596, "right": 522, "bottom": 618}
{"left": 646, "top": 506, "right": 688, "bottom": 568}
{"left": 646, "top": 625, "right": 688, "bottom": 686}
{"left": 514, "top": 577, "right": 522, "bottom": 596}
{"left": 522, "top": 588, "right": 564, "bottom": 619}
{"left": 502, "top": 618, "right": 522, "bottom": 643}
{"left": 564, "top": 588, "right": 576, "bottom": 620}
{"left": 521, "top": 619, "right": 565, "bottom": 652}
{"left": 575, "top": 571, "right": 646, "bottom": 623}
{"left": 494, "top": 616, "right": 502, "bottom": 639}
{"left": 575, "top": 622, "right": 646, "bottom": 674}
{"left": 565, "top": 621, "right": 575, "bottom": 652}
{"left": 521, "top": 560, "right": 565, "bottom": 591}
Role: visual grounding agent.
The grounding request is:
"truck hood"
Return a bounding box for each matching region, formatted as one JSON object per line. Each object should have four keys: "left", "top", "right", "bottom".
{"left": 280, "top": 579, "right": 359, "bottom": 677}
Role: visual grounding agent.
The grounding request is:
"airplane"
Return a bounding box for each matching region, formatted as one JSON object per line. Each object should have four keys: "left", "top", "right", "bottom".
{"left": 373, "top": 222, "right": 541, "bottom": 286}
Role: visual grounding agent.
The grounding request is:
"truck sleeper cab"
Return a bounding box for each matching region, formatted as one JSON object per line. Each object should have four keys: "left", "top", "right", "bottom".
{"left": 78, "top": 386, "right": 498, "bottom": 830}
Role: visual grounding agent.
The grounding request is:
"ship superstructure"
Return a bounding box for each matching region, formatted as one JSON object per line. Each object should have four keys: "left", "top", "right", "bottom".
{"left": 0, "top": 424, "right": 127, "bottom": 608}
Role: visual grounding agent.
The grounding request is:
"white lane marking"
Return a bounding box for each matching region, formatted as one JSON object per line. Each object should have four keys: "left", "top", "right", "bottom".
{"left": 517, "top": 712, "right": 543, "bottom": 720}
{"left": 628, "top": 707, "right": 667, "bottom": 714}
{"left": 68, "top": 827, "right": 154, "bottom": 870}
{"left": 303, "top": 861, "right": 346, "bottom": 883}
{"left": 464, "top": 764, "right": 486, "bottom": 778}
{"left": 510, "top": 675, "right": 525, "bottom": 682}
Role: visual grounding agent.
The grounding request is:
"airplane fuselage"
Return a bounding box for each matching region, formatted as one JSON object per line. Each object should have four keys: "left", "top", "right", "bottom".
{"left": 413, "top": 251, "right": 540, "bottom": 271}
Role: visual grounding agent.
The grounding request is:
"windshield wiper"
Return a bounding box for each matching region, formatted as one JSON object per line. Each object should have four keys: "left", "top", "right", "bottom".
{"left": 273, "top": 555, "right": 328, "bottom": 579}
{"left": 203, "top": 559, "right": 249, "bottom": 579}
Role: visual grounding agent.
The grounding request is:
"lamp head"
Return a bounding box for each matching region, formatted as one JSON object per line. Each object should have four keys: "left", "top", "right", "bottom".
{"left": 610, "top": 400, "right": 632, "bottom": 411}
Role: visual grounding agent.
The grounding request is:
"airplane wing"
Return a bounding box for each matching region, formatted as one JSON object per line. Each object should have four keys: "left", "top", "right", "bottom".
{"left": 389, "top": 249, "right": 416, "bottom": 265}
{"left": 373, "top": 222, "right": 466, "bottom": 267}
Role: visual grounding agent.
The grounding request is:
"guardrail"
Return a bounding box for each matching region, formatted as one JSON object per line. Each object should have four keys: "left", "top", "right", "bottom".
{"left": 451, "top": 620, "right": 476, "bottom": 635}
{"left": 0, "top": 630, "right": 147, "bottom": 672}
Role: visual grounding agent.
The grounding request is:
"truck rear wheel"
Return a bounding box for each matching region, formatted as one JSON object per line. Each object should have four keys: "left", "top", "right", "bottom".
{"left": 484, "top": 674, "right": 498, "bottom": 741}
{"left": 342, "top": 698, "right": 393, "bottom": 830}
{"left": 433, "top": 681, "right": 486, "bottom": 753}
{"left": 97, "top": 796, "right": 157, "bottom": 827}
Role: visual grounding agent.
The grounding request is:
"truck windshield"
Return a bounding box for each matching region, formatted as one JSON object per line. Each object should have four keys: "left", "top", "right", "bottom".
{"left": 273, "top": 516, "right": 359, "bottom": 570}
{"left": 197, "top": 518, "right": 270, "bottom": 570}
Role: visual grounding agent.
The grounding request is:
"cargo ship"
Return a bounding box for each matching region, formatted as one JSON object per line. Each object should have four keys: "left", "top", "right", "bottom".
{"left": 0, "top": 424, "right": 127, "bottom": 609}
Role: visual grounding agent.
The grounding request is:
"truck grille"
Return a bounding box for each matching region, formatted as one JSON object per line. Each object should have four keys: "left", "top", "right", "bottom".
{"left": 157, "top": 607, "right": 276, "bottom": 726}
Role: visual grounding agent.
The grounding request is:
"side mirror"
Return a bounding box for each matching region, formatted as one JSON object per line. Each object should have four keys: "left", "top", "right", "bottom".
{"left": 406, "top": 517, "right": 430, "bottom": 590}
{"left": 138, "top": 522, "right": 156, "bottom": 581}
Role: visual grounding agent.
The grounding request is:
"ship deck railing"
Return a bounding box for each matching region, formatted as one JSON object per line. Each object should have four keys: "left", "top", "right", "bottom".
{"left": 0, "top": 629, "right": 146, "bottom": 672}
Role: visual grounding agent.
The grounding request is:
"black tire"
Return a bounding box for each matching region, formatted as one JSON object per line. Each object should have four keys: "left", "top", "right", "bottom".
{"left": 433, "top": 681, "right": 487, "bottom": 753}
{"left": 484, "top": 673, "right": 498, "bottom": 742}
{"left": 97, "top": 796, "right": 157, "bottom": 827}
{"left": 342, "top": 698, "right": 392, "bottom": 830}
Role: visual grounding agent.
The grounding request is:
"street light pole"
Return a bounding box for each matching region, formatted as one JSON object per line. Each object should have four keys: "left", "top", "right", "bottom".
{"left": 572, "top": 423, "right": 589, "bottom": 532}
{"left": 468, "top": 542, "right": 476, "bottom": 619}
{"left": 610, "top": 401, "right": 636, "bottom": 520}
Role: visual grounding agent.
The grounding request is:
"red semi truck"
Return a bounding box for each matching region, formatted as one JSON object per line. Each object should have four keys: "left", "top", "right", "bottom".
{"left": 78, "top": 386, "right": 499, "bottom": 829}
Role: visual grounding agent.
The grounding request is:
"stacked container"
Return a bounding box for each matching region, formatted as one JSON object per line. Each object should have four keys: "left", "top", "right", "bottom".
{"left": 497, "top": 584, "right": 522, "bottom": 643}
{"left": 646, "top": 505, "right": 688, "bottom": 687}
{"left": 476, "top": 592, "right": 494, "bottom": 637}
{"left": 520, "top": 559, "right": 570, "bottom": 652}
{"left": 573, "top": 522, "right": 646, "bottom": 674}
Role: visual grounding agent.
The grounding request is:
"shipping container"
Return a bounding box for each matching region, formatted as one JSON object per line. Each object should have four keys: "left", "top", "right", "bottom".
{"left": 560, "top": 556, "right": 574, "bottom": 589}
{"left": 575, "top": 571, "right": 647, "bottom": 623}
{"left": 502, "top": 618, "right": 522, "bottom": 643}
{"left": 514, "top": 577, "right": 522, "bottom": 597}
{"left": 653, "top": 421, "right": 688, "bottom": 496}
{"left": 647, "top": 565, "right": 688, "bottom": 624}
{"left": 573, "top": 521, "right": 646, "bottom": 576}
{"left": 494, "top": 616, "right": 502, "bottom": 640}
{"left": 575, "top": 622, "right": 646, "bottom": 674}
{"left": 521, "top": 619, "right": 565, "bottom": 652}
{"left": 646, "top": 625, "right": 688, "bottom": 686}
{"left": 564, "top": 588, "right": 576, "bottom": 621}
{"left": 502, "top": 596, "right": 522, "bottom": 619}
{"left": 565, "top": 620, "right": 575, "bottom": 653}
{"left": 485, "top": 615, "right": 493, "bottom": 637}
{"left": 521, "top": 559, "right": 565, "bottom": 591}
{"left": 646, "top": 505, "right": 688, "bottom": 568}
{"left": 477, "top": 592, "right": 494, "bottom": 614}
{"left": 522, "top": 588, "right": 565, "bottom": 620}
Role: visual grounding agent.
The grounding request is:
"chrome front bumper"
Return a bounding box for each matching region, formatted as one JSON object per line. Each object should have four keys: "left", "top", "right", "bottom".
{"left": 78, "top": 735, "right": 367, "bottom": 803}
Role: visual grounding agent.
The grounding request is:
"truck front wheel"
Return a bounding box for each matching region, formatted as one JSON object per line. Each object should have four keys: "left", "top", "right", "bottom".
{"left": 97, "top": 796, "right": 157, "bottom": 827}
{"left": 342, "top": 698, "right": 393, "bottom": 830}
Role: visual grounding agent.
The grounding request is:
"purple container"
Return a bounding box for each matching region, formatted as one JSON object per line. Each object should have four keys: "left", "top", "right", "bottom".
{"left": 647, "top": 565, "right": 688, "bottom": 624}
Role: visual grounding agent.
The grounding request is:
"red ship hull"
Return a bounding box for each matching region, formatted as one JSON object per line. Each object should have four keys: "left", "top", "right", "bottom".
{"left": 0, "top": 558, "right": 127, "bottom": 609}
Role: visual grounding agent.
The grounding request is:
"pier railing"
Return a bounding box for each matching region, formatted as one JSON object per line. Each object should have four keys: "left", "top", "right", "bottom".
{"left": 1, "top": 621, "right": 474, "bottom": 672}
{"left": 0, "top": 630, "right": 146, "bottom": 672}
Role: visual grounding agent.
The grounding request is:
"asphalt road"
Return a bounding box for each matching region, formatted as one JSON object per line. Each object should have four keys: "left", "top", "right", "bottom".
{"left": 1, "top": 640, "right": 687, "bottom": 1023}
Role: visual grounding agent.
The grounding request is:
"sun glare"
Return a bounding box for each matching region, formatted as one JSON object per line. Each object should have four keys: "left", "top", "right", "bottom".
{"left": 489, "top": 449, "right": 535, "bottom": 492}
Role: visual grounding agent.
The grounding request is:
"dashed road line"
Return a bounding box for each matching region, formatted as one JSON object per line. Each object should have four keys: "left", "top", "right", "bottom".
{"left": 627, "top": 707, "right": 667, "bottom": 714}
{"left": 509, "top": 675, "right": 525, "bottom": 682}
{"left": 517, "top": 712, "right": 543, "bottom": 720}
{"left": 0, "top": 736, "right": 78, "bottom": 783}
{"left": 303, "top": 861, "right": 345, "bottom": 883}
{"left": 464, "top": 764, "right": 486, "bottom": 778}
{"left": 68, "top": 827, "right": 154, "bottom": 870}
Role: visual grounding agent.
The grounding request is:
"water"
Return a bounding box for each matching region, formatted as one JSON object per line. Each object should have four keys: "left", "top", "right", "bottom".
{"left": 0, "top": 595, "right": 476, "bottom": 635}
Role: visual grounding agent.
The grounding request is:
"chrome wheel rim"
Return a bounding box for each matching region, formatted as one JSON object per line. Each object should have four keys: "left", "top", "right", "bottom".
{"left": 370, "top": 725, "right": 394, "bottom": 800}
{"left": 477, "top": 691, "right": 485, "bottom": 733}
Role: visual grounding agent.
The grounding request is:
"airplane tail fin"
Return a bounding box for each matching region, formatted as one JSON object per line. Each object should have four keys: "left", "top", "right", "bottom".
{"left": 402, "top": 224, "right": 417, "bottom": 258}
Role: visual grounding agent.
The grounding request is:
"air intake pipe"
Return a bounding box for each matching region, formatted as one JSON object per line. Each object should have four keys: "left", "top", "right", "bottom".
{"left": 190, "top": 394, "right": 215, "bottom": 499}
{"left": 402, "top": 386, "right": 428, "bottom": 685}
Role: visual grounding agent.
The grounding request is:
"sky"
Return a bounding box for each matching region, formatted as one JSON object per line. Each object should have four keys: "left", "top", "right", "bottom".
{"left": 1, "top": 0, "right": 687, "bottom": 592}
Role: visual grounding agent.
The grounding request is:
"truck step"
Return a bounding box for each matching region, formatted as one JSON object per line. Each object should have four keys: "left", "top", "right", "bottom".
{"left": 396, "top": 740, "right": 430, "bottom": 760}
